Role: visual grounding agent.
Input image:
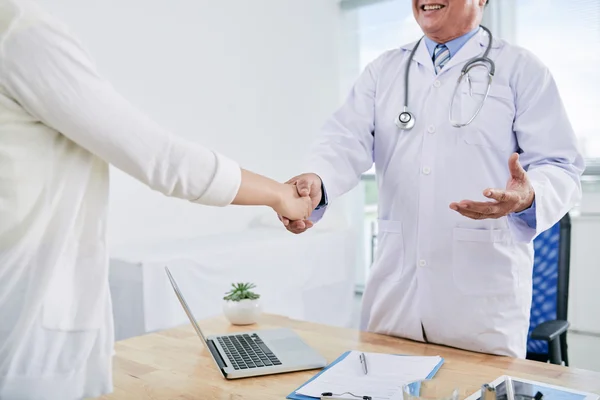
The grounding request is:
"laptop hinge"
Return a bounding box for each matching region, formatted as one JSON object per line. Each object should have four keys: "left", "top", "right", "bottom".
{"left": 207, "top": 339, "right": 228, "bottom": 378}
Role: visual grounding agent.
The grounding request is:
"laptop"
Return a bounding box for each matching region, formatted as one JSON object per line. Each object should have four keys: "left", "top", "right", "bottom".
{"left": 165, "top": 266, "right": 328, "bottom": 379}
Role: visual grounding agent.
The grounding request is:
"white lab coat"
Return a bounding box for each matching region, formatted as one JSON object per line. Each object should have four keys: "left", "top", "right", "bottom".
{"left": 308, "top": 28, "right": 584, "bottom": 358}
{"left": 0, "top": 1, "right": 241, "bottom": 399}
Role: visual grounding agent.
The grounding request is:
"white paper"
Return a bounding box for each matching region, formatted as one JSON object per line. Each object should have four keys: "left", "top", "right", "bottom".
{"left": 296, "top": 351, "right": 442, "bottom": 400}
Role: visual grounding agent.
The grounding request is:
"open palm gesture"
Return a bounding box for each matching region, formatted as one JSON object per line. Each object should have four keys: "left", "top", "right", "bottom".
{"left": 450, "top": 153, "right": 535, "bottom": 220}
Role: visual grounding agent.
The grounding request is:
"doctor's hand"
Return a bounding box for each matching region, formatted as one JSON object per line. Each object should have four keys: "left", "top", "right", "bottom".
{"left": 278, "top": 173, "right": 322, "bottom": 234}
{"left": 271, "top": 183, "right": 314, "bottom": 221}
{"left": 449, "top": 153, "right": 535, "bottom": 220}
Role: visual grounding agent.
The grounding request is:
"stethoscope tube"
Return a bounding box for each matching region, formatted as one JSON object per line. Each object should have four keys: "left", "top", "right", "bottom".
{"left": 395, "top": 36, "right": 423, "bottom": 130}
{"left": 396, "top": 25, "right": 495, "bottom": 131}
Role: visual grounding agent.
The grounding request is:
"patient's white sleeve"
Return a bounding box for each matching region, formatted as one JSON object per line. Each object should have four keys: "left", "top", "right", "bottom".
{"left": 0, "top": 18, "right": 241, "bottom": 206}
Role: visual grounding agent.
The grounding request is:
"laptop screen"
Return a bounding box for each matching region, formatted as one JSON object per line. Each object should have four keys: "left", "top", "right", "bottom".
{"left": 164, "top": 266, "right": 209, "bottom": 344}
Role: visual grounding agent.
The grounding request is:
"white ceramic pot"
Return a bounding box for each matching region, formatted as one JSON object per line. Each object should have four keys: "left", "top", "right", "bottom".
{"left": 223, "top": 299, "right": 262, "bottom": 325}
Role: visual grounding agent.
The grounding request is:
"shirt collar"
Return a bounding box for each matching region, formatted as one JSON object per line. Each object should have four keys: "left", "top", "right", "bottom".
{"left": 424, "top": 26, "right": 480, "bottom": 59}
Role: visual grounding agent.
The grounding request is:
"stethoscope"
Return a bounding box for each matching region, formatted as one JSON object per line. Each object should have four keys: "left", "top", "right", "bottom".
{"left": 395, "top": 25, "right": 496, "bottom": 130}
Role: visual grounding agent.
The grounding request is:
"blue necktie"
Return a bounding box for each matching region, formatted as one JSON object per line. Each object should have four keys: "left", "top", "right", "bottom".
{"left": 433, "top": 44, "right": 450, "bottom": 74}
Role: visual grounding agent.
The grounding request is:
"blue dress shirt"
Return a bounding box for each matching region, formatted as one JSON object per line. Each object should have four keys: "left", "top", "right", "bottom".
{"left": 314, "top": 27, "right": 537, "bottom": 229}
{"left": 423, "top": 26, "right": 480, "bottom": 60}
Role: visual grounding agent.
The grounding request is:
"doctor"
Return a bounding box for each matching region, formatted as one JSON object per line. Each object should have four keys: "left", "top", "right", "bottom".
{"left": 0, "top": 1, "right": 312, "bottom": 399}
{"left": 280, "top": 0, "right": 584, "bottom": 358}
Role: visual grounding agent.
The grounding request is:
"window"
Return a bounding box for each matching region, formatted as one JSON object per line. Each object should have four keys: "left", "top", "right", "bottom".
{"left": 352, "top": 1, "right": 421, "bottom": 71}
{"left": 341, "top": 0, "right": 600, "bottom": 291}
{"left": 514, "top": 0, "right": 600, "bottom": 159}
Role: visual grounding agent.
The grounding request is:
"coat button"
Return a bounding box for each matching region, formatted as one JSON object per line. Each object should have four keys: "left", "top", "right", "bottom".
{"left": 427, "top": 125, "right": 435, "bottom": 133}
{"left": 419, "top": 260, "right": 427, "bottom": 267}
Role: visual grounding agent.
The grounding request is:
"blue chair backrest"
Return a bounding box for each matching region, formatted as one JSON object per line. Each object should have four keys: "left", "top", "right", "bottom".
{"left": 527, "top": 221, "right": 561, "bottom": 354}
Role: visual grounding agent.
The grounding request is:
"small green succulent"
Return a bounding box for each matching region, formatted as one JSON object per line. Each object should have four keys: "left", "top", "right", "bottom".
{"left": 223, "top": 282, "right": 260, "bottom": 302}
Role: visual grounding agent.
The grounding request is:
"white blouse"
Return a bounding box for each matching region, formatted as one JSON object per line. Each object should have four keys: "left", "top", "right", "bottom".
{"left": 0, "top": 0, "right": 241, "bottom": 398}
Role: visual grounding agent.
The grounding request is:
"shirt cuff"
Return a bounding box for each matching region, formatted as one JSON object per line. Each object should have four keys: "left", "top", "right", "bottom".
{"left": 512, "top": 198, "right": 537, "bottom": 229}
{"left": 314, "top": 181, "right": 329, "bottom": 210}
{"left": 191, "top": 151, "right": 241, "bottom": 206}
{"left": 309, "top": 182, "right": 328, "bottom": 223}
{"left": 308, "top": 207, "right": 327, "bottom": 223}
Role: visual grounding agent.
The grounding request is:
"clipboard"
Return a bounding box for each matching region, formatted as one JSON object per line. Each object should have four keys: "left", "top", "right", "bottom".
{"left": 286, "top": 351, "right": 445, "bottom": 400}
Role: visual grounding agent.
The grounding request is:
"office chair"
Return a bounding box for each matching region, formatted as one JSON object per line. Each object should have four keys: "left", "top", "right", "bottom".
{"left": 526, "top": 213, "right": 572, "bottom": 366}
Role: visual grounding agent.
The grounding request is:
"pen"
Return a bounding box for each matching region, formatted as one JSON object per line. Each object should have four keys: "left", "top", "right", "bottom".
{"left": 321, "top": 392, "right": 372, "bottom": 400}
{"left": 359, "top": 352, "right": 368, "bottom": 375}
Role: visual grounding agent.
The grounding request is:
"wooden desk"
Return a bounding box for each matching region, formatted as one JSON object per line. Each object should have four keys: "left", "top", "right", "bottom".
{"left": 99, "top": 314, "right": 600, "bottom": 399}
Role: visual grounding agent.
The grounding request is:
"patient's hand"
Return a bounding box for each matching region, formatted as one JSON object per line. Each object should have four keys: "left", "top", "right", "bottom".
{"left": 277, "top": 173, "right": 322, "bottom": 234}
{"left": 272, "top": 183, "right": 313, "bottom": 221}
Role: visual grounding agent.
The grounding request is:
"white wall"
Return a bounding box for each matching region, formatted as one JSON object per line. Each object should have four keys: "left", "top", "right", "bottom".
{"left": 32, "top": 0, "right": 344, "bottom": 248}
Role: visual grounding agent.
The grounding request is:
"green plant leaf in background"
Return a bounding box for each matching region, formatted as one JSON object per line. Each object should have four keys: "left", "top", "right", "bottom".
{"left": 223, "top": 282, "right": 260, "bottom": 302}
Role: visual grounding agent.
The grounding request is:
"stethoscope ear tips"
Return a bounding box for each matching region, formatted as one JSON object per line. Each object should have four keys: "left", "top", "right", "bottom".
{"left": 395, "top": 111, "right": 415, "bottom": 130}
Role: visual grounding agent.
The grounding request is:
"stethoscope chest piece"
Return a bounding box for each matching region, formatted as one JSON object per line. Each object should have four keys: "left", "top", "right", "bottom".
{"left": 395, "top": 110, "right": 415, "bottom": 130}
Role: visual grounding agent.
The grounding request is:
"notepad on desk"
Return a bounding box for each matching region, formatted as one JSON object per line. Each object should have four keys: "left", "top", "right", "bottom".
{"left": 288, "top": 350, "right": 444, "bottom": 400}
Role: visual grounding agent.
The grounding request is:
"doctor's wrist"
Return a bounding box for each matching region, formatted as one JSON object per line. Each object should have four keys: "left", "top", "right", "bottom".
{"left": 514, "top": 191, "right": 535, "bottom": 213}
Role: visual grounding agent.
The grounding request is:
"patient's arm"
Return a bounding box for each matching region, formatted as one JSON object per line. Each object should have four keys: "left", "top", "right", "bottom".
{"left": 1, "top": 13, "right": 310, "bottom": 220}
{"left": 234, "top": 170, "right": 312, "bottom": 220}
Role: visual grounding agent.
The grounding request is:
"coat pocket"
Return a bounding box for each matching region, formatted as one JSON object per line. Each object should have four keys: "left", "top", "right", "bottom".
{"left": 458, "top": 81, "right": 516, "bottom": 151}
{"left": 369, "top": 219, "right": 405, "bottom": 283}
{"left": 452, "top": 227, "right": 519, "bottom": 296}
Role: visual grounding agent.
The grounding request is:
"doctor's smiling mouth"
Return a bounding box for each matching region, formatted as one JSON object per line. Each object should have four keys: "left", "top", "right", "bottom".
{"left": 413, "top": 0, "right": 488, "bottom": 42}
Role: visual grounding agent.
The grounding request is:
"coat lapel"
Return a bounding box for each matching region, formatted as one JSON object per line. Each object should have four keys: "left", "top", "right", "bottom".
{"left": 441, "top": 28, "right": 497, "bottom": 74}
{"left": 400, "top": 37, "right": 434, "bottom": 74}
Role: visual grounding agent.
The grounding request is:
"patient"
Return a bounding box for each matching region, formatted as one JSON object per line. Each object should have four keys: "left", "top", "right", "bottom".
{"left": 0, "top": 0, "right": 310, "bottom": 399}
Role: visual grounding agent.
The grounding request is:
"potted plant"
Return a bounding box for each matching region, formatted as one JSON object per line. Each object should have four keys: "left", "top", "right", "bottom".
{"left": 222, "top": 282, "right": 262, "bottom": 325}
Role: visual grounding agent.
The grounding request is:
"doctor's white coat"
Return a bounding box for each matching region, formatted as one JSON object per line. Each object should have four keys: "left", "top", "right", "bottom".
{"left": 308, "top": 28, "right": 584, "bottom": 358}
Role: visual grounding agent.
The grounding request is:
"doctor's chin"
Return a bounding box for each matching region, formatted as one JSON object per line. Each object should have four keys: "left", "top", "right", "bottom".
{"left": 0, "top": 0, "right": 599, "bottom": 399}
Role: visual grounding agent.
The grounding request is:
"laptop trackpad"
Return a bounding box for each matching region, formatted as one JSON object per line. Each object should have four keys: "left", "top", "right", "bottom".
{"left": 268, "top": 337, "right": 307, "bottom": 352}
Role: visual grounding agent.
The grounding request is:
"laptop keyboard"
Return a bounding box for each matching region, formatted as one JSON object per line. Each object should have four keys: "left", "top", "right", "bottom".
{"left": 217, "top": 333, "right": 282, "bottom": 370}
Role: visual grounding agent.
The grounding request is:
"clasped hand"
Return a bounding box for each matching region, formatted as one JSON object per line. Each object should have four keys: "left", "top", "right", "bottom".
{"left": 272, "top": 183, "right": 314, "bottom": 222}
{"left": 278, "top": 173, "right": 322, "bottom": 234}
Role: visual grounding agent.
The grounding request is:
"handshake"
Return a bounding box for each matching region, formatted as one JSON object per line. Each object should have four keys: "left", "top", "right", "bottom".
{"left": 273, "top": 173, "right": 322, "bottom": 234}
